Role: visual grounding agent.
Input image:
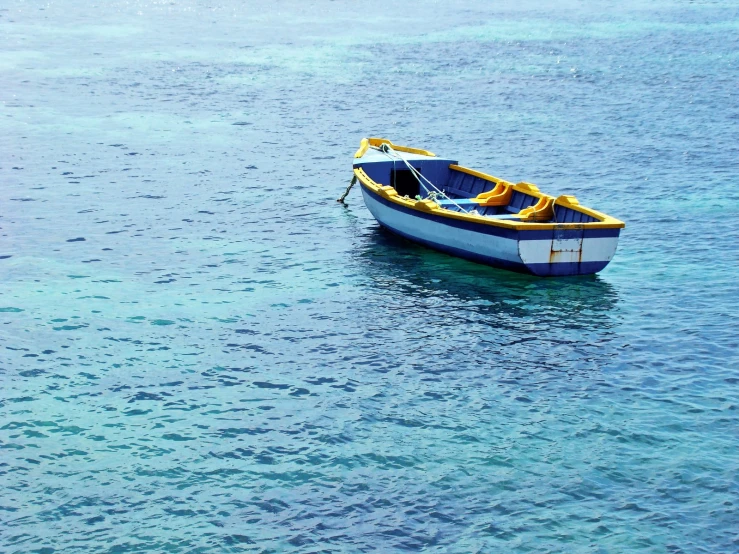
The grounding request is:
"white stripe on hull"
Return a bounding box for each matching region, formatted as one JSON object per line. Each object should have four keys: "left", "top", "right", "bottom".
{"left": 362, "top": 187, "right": 619, "bottom": 270}
{"left": 518, "top": 236, "right": 619, "bottom": 265}
{"left": 362, "top": 188, "right": 520, "bottom": 262}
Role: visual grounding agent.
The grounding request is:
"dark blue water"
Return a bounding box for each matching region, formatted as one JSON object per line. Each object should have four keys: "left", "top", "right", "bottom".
{"left": 2, "top": 1, "right": 738, "bottom": 552}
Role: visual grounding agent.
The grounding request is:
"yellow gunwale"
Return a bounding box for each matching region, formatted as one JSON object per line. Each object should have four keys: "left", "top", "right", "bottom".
{"left": 353, "top": 167, "right": 625, "bottom": 231}
{"left": 354, "top": 137, "right": 436, "bottom": 159}
{"left": 449, "top": 164, "right": 511, "bottom": 187}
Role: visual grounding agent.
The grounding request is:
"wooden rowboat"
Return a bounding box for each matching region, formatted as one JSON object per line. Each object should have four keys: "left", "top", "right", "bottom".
{"left": 352, "top": 138, "right": 624, "bottom": 277}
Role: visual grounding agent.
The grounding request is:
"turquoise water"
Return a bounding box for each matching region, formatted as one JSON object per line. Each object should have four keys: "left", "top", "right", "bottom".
{"left": 2, "top": 0, "right": 738, "bottom": 551}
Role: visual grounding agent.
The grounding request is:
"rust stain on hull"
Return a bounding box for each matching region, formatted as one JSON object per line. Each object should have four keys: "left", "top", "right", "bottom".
{"left": 549, "top": 250, "right": 578, "bottom": 264}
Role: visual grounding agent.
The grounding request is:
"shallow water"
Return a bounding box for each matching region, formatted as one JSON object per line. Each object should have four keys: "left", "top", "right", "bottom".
{"left": 1, "top": 1, "right": 738, "bottom": 552}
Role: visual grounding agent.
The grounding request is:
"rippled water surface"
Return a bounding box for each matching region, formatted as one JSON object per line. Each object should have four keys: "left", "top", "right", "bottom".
{"left": 2, "top": 1, "right": 738, "bottom": 552}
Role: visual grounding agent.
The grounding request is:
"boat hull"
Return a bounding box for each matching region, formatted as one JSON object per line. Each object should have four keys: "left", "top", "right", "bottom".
{"left": 361, "top": 184, "right": 620, "bottom": 277}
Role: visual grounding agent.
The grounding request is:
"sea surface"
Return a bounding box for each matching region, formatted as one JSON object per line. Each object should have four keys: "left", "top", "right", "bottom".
{"left": 1, "top": 1, "right": 738, "bottom": 552}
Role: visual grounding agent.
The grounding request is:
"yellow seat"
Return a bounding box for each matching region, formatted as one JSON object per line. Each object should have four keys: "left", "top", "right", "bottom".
{"left": 517, "top": 196, "right": 554, "bottom": 222}
{"left": 474, "top": 181, "right": 513, "bottom": 206}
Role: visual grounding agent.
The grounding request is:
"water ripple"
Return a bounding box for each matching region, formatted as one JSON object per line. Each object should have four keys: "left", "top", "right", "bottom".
{"left": 1, "top": 0, "right": 738, "bottom": 552}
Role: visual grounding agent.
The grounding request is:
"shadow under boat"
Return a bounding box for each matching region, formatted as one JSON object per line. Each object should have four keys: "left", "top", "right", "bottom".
{"left": 353, "top": 226, "right": 620, "bottom": 327}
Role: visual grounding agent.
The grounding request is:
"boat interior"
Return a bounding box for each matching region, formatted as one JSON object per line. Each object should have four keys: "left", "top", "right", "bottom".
{"left": 355, "top": 145, "right": 604, "bottom": 224}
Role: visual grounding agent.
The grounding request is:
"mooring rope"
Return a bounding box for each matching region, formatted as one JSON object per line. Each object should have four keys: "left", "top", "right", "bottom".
{"left": 374, "top": 143, "right": 471, "bottom": 214}
{"left": 337, "top": 175, "right": 357, "bottom": 204}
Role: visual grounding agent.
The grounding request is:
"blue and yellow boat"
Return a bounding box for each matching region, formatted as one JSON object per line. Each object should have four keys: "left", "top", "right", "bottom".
{"left": 352, "top": 138, "right": 625, "bottom": 277}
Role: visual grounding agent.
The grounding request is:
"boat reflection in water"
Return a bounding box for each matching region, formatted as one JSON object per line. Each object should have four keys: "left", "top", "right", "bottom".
{"left": 353, "top": 225, "right": 622, "bottom": 367}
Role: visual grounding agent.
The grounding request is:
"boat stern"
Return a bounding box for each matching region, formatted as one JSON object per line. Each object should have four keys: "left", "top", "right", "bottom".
{"left": 518, "top": 226, "right": 622, "bottom": 276}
